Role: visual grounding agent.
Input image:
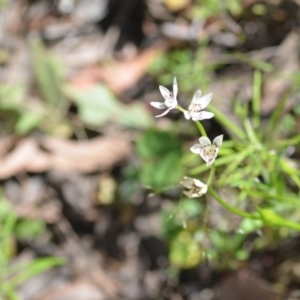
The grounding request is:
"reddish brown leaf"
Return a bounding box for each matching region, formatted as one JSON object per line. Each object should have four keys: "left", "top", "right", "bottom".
{"left": 41, "top": 135, "right": 131, "bottom": 173}
{"left": 0, "top": 136, "right": 131, "bottom": 179}
{"left": 0, "top": 138, "right": 50, "bottom": 179}
{"left": 70, "top": 44, "right": 165, "bottom": 93}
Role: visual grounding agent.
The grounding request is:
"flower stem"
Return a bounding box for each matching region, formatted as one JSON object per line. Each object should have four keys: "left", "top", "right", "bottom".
{"left": 206, "top": 165, "right": 215, "bottom": 186}
{"left": 195, "top": 121, "right": 207, "bottom": 137}
{"left": 208, "top": 186, "right": 258, "bottom": 219}
{"left": 176, "top": 105, "right": 186, "bottom": 114}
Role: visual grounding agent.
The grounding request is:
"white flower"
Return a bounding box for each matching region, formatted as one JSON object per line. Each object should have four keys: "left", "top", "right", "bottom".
{"left": 150, "top": 77, "right": 178, "bottom": 117}
{"left": 180, "top": 177, "right": 208, "bottom": 198}
{"left": 183, "top": 90, "right": 214, "bottom": 121}
{"left": 190, "top": 135, "right": 223, "bottom": 166}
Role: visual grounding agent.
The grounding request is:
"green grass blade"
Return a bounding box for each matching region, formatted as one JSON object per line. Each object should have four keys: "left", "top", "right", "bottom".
{"left": 209, "top": 104, "right": 246, "bottom": 140}
{"left": 244, "top": 118, "right": 261, "bottom": 144}
{"left": 189, "top": 153, "right": 237, "bottom": 175}
{"left": 263, "top": 92, "right": 289, "bottom": 143}
{"left": 252, "top": 70, "right": 262, "bottom": 128}
{"left": 7, "top": 257, "right": 65, "bottom": 288}
{"left": 219, "top": 146, "right": 254, "bottom": 181}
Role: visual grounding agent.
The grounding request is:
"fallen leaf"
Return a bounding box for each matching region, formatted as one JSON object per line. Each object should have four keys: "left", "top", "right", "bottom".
{"left": 0, "top": 138, "right": 51, "bottom": 179}
{"left": 0, "top": 135, "right": 19, "bottom": 158}
{"left": 70, "top": 44, "right": 165, "bottom": 94}
{"left": 38, "top": 281, "right": 106, "bottom": 300}
{"left": 41, "top": 135, "right": 131, "bottom": 173}
{"left": 0, "top": 136, "right": 131, "bottom": 179}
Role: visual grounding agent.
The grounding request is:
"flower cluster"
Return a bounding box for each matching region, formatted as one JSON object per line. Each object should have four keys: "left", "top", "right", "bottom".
{"left": 150, "top": 77, "right": 223, "bottom": 198}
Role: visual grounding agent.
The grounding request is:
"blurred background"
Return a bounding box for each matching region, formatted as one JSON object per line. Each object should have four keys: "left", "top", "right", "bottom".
{"left": 1, "top": 0, "right": 300, "bottom": 299}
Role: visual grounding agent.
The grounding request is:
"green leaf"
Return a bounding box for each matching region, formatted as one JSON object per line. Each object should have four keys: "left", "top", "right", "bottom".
{"left": 239, "top": 218, "right": 263, "bottom": 234}
{"left": 178, "top": 198, "right": 201, "bottom": 218}
{"left": 0, "top": 198, "right": 12, "bottom": 220}
{"left": 210, "top": 231, "right": 246, "bottom": 253}
{"left": 118, "top": 103, "right": 153, "bottom": 129}
{"left": 258, "top": 208, "right": 300, "bottom": 231}
{"left": 64, "top": 84, "right": 118, "bottom": 125}
{"left": 136, "top": 129, "right": 181, "bottom": 159}
{"left": 209, "top": 230, "right": 227, "bottom": 250}
{"left": 160, "top": 209, "right": 182, "bottom": 239}
{"left": 169, "top": 231, "right": 202, "bottom": 268}
{"left": 15, "top": 219, "right": 45, "bottom": 241}
{"left": 235, "top": 249, "right": 249, "bottom": 260}
{"left": 64, "top": 84, "right": 152, "bottom": 128}
{"left": 15, "top": 111, "right": 43, "bottom": 134}
{"left": 0, "top": 84, "right": 25, "bottom": 109}
{"left": 140, "top": 153, "right": 183, "bottom": 189}
{"left": 0, "top": 84, "right": 47, "bottom": 134}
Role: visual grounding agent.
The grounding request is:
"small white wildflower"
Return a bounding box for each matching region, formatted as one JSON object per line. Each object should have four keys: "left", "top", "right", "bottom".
{"left": 150, "top": 77, "right": 178, "bottom": 117}
{"left": 180, "top": 176, "right": 208, "bottom": 198}
{"left": 190, "top": 135, "right": 223, "bottom": 166}
{"left": 183, "top": 90, "right": 214, "bottom": 121}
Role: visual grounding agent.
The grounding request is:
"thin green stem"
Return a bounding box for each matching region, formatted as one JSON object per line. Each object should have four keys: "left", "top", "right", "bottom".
{"left": 176, "top": 105, "right": 186, "bottom": 114}
{"left": 206, "top": 165, "right": 215, "bottom": 186}
{"left": 208, "top": 187, "right": 258, "bottom": 219}
{"left": 195, "top": 121, "right": 207, "bottom": 137}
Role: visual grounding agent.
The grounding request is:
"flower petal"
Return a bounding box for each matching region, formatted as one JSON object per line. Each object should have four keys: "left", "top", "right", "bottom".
{"left": 173, "top": 77, "right": 178, "bottom": 100}
{"left": 183, "top": 190, "right": 195, "bottom": 198}
{"left": 213, "top": 135, "right": 223, "bottom": 147}
{"left": 183, "top": 110, "right": 191, "bottom": 120}
{"left": 191, "top": 90, "right": 202, "bottom": 105}
{"left": 206, "top": 149, "right": 219, "bottom": 166}
{"left": 206, "top": 157, "right": 216, "bottom": 166}
{"left": 191, "top": 111, "right": 214, "bottom": 121}
{"left": 200, "top": 185, "right": 208, "bottom": 195}
{"left": 190, "top": 144, "right": 202, "bottom": 154}
{"left": 165, "top": 98, "right": 177, "bottom": 107}
{"left": 195, "top": 186, "right": 208, "bottom": 196}
{"left": 155, "top": 107, "right": 173, "bottom": 118}
{"left": 199, "top": 136, "right": 211, "bottom": 146}
{"left": 183, "top": 189, "right": 206, "bottom": 198}
{"left": 193, "top": 179, "right": 207, "bottom": 189}
{"left": 196, "top": 93, "right": 213, "bottom": 108}
{"left": 180, "top": 177, "right": 194, "bottom": 189}
{"left": 199, "top": 149, "right": 211, "bottom": 164}
{"left": 150, "top": 102, "right": 167, "bottom": 109}
{"left": 159, "top": 85, "right": 172, "bottom": 100}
